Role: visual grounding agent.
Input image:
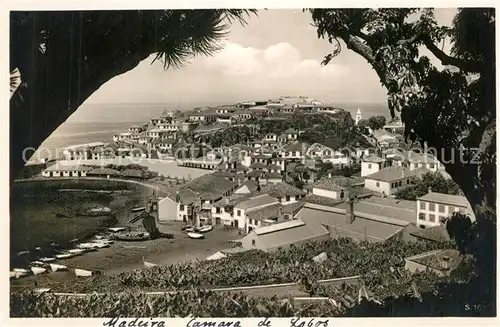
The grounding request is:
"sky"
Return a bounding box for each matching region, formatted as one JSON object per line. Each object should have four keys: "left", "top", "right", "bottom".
{"left": 85, "top": 8, "right": 458, "bottom": 106}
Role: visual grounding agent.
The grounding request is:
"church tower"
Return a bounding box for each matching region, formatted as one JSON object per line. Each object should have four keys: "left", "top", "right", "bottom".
{"left": 355, "top": 108, "right": 362, "bottom": 125}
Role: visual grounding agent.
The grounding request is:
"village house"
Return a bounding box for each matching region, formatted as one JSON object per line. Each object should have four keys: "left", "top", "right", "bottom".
{"left": 86, "top": 167, "right": 120, "bottom": 179}
{"left": 151, "top": 138, "right": 174, "bottom": 151}
{"left": 312, "top": 176, "right": 371, "bottom": 200}
{"left": 138, "top": 133, "right": 153, "bottom": 145}
{"left": 383, "top": 119, "right": 405, "bottom": 134}
{"left": 239, "top": 219, "right": 330, "bottom": 252}
{"left": 404, "top": 249, "right": 462, "bottom": 276}
{"left": 113, "top": 132, "right": 132, "bottom": 142}
{"left": 315, "top": 105, "right": 343, "bottom": 114}
{"left": 280, "top": 142, "right": 305, "bottom": 162}
{"left": 188, "top": 112, "right": 218, "bottom": 123}
{"left": 233, "top": 194, "right": 280, "bottom": 232}
{"left": 266, "top": 172, "right": 284, "bottom": 185}
{"left": 176, "top": 156, "right": 223, "bottom": 170}
{"left": 283, "top": 128, "right": 299, "bottom": 140}
{"left": 363, "top": 166, "right": 420, "bottom": 196}
{"left": 41, "top": 162, "right": 91, "bottom": 178}
{"left": 279, "top": 106, "right": 296, "bottom": 114}
{"left": 361, "top": 155, "right": 389, "bottom": 177}
{"left": 322, "top": 150, "right": 351, "bottom": 166}
{"left": 149, "top": 118, "right": 164, "bottom": 126}
{"left": 129, "top": 125, "right": 144, "bottom": 133}
{"left": 416, "top": 190, "right": 475, "bottom": 228}
{"left": 270, "top": 157, "right": 286, "bottom": 171}
{"left": 63, "top": 142, "right": 108, "bottom": 161}
{"left": 295, "top": 196, "right": 415, "bottom": 243}
{"left": 267, "top": 182, "right": 306, "bottom": 204}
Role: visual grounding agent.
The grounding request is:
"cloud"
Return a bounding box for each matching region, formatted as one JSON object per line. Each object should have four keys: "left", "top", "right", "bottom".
{"left": 200, "top": 41, "right": 347, "bottom": 79}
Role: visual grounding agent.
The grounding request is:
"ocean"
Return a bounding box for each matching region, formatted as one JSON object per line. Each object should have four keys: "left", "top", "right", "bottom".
{"left": 31, "top": 101, "right": 389, "bottom": 161}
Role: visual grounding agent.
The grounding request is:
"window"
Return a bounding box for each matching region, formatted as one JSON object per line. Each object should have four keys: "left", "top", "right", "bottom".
{"left": 420, "top": 201, "right": 426, "bottom": 210}
{"left": 376, "top": 182, "right": 380, "bottom": 187}
{"left": 459, "top": 207, "right": 465, "bottom": 213}
{"left": 278, "top": 197, "right": 282, "bottom": 203}
{"left": 439, "top": 204, "right": 446, "bottom": 213}
{"left": 398, "top": 181, "right": 402, "bottom": 187}
{"left": 368, "top": 164, "right": 372, "bottom": 169}
{"left": 414, "top": 163, "right": 418, "bottom": 169}
{"left": 237, "top": 210, "right": 241, "bottom": 216}
{"left": 429, "top": 214, "right": 436, "bottom": 222}
{"left": 340, "top": 190, "right": 345, "bottom": 198}
{"left": 407, "top": 179, "right": 410, "bottom": 184}
{"left": 180, "top": 204, "right": 185, "bottom": 211}
{"left": 286, "top": 196, "right": 290, "bottom": 202}
{"left": 216, "top": 207, "right": 221, "bottom": 214}
{"left": 419, "top": 225, "right": 426, "bottom": 229}
{"left": 252, "top": 240, "right": 255, "bottom": 246}
{"left": 418, "top": 213, "right": 426, "bottom": 221}
{"left": 428, "top": 203, "right": 435, "bottom": 211}
{"left": 449, "top": 206, "right": 455, "bottom": 213}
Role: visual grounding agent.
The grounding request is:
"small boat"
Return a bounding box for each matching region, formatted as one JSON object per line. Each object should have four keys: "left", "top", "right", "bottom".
{"left": 143, "top": 257, "right": 158, "bottom": 268}
{"left": 13, "top": 268, "right": 29, "bottom": 273}
{"left": 131, "top": 206, "right": 145, "bottom": 213}
{"left": 77, "top": 243, "right": 100, "bottom": 249}
{"left": 75, "top": 268, "right": 93, "bottom": 277}
{"left": 198, "top": 225, "right": 213, "bottom": 233}
{"left": 108, "top": 227, "right": 126, "bottom": 232}
{"left": 91, "top": 242, "right": 109, "bottom": 249}
{"left": 187, "top": 232, "right": 204, "bottom": 239}
{"left": 56, "top": 253, "right": 74, "bottom": 259}
{"left": 31, "top": 266, "right": 47, "bottom": 275}
{"left": 16, "top": 250, "right": 30, "bottom": 256}
{"left": 185, "top": 227, "right": 195, "bottom": 232}
{"left": 68, "top": 249, "right": 85, "bottom": 255}
{"left": 50, "top": 263, "right": 68, "bottom": 272}
{"left": 113, "top": 232, "right": 150, "bottom": 242}
{"left": 11, "top": 271, "right": 28, "bottom": 279}
{"left": 39, "top": 257, "right": 56, "bottom": 263}
{"left": 94, "top": 238, "right": 113, "bottom": 244}
{"left": 31, "top": 261, "right": 46, "bottom": 266}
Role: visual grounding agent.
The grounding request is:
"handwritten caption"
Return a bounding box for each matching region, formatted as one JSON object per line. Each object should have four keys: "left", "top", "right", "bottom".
{"left": 103, "top": 317, "right": 329, "bottom": 327}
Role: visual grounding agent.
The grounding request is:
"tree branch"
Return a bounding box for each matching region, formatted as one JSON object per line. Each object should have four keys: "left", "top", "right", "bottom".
{"left": 419, "top": 34, "right": 482, "bottom": 72}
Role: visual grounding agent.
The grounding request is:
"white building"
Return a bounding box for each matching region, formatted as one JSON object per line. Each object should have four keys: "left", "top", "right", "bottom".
{"left": 355, "top": 108, "right": 362, "bottom": 125}
{"left": 41, "top": 162, "right": 90, "bottom": 178}
{"left": 361, "top": 155, "right": 388, "bottom": 177}
{"left": 233, "top": 194, "right": 280, "bottom": 232}
{"left": 416, "top": 190, "right": 475, "bottom": 228}
{"left": 364, "top": 166, "right": 420, "bottom": 196}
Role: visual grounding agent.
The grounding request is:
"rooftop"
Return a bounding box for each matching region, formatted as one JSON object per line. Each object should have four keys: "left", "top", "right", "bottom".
{"left": 365, "top": 166, "right": 418, "bottom": 182}
{"left": 410, "top": 225, "right": 451, "bottom": 243}
{"left": 87, "top": 167, "right": 120, "bottom": 176}
{"left": 44, "top": 162, "right": 92, "bottom": 172}
{"left": 417, "top": 191, "right": 470, "bottom": 207}
{"left": 303, "top": 194, "right": 345, "bottom": 207}
{"left": 246, "top": 219, "right": 329, "bottom": 250}
{"left": 405, "top": 249, "right": 462, "bottom": 272}
{"left": 296, "top": 205, "right": 405, "bottom": 242}
{"left": 313, "top": 176, "right": 366, "bottom": 191}
{"left": 235, "top": 194, "right": 279, "bottom": 210}
{"left": 246, "top": 203, "right": 283, "bottom": 222}
{"left": 268, "top": 182, "right": 306, "bottom": 198}
{"left": 335, "top": 197, "right": 417, "bottom": 224}
{"left": 180, "top": 174, "right": 237, "bottom": 197}
{"left": 363, "top": 155, "right": 386, "bottom": 163}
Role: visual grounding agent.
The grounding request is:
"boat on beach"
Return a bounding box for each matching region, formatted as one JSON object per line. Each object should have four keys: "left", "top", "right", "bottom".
{"left": 187, "top": 232, "right": 204, "bottom": 239}
{"left": 131, "top": 206, "right": 145, "bottom": 213}
{"left": 31, "top": 261, "right": 46, "bottom": 266}
{"left": 198, "top": 225, "right": 213, "bottom": 233}
{"left": 13, "top": 268, "right": 29, "bottom": 273}
{"left": 68, "top": 249, "right": 85, "bottom": 255}
{"left": 108, "top": 227, "right": 126, "bottom": 232}
{"left": 74, "top": 268, "right": 93, "bottom": 277}
{"left": 39, "top": 257, "right": 56, "bottom": 263}
{"left": 49, "top": 263, "right": 68, "bottom": 272}
{"left": 113, "top": 232, "right": 150, "bottom": 242}
{"left": 56, "top": 253, "right": 74, "bottom": 259}
{"left": 143, "top": 257, "right": 158, "bottom": 268}
{"left": 31, "top": 266, "right": 47, "bottom": 275}
{"left": 10, "top": 270, "right": 28, "bottom": 279}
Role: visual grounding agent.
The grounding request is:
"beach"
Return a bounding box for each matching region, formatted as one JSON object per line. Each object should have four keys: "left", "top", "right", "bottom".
{"left": 57, "top": 158, "right": 213, "bottom": 180}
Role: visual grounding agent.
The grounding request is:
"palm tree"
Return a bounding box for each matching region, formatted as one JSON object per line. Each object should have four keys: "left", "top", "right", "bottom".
{"left": 10, "top": 10, "right": 257, "bottom": 180}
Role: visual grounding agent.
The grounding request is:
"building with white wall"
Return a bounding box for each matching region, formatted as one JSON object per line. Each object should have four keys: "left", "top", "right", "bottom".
{"left": 361, "top": 155, "right": 388, "bottom": 177}
{"left": 416, "top": 190, "right": 475, "bottom": 228}
{"left": 364, "top": 166, "right": 418, "bottom": 196}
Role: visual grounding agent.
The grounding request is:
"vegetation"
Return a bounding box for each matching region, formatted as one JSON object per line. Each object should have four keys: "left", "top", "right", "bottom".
{"left": 10, "top": 10, "right": 257, "bottom": 181}
{"left": 395, "top": 171, "right": 462, "bottom": 200}
{"left": 366, "top": 115, "right": 387, "bottom": 130}
{"left": 34, "top": 238, "right": 447, "bottom": 293}
{"left": 309, "top": 8, "right": 495, "bottom": 224}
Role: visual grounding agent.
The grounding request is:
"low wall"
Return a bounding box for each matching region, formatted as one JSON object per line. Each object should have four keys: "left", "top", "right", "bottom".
{"left": 41, "top": 275, "right": 363, "bottom": 298}
{"left": 12, "top": 177, "right": 167, "bottom": 197}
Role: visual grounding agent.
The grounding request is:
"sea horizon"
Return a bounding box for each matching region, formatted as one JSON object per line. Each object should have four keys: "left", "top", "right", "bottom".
{"left": 32, "top": 101, "right": 390, "bottom": 161}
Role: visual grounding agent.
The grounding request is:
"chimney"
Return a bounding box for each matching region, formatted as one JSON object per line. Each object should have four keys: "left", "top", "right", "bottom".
{"left": 441, "top": 256, "right": 450, "bottom": 270}
{"left": 401, "top": 168, "right": 405, "bottom": 178}
{"left": 428, "top": 187, "right": 432, "bottom": 194}
{"left": 345, "top": 191, "right": 355, "bottom": 224}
